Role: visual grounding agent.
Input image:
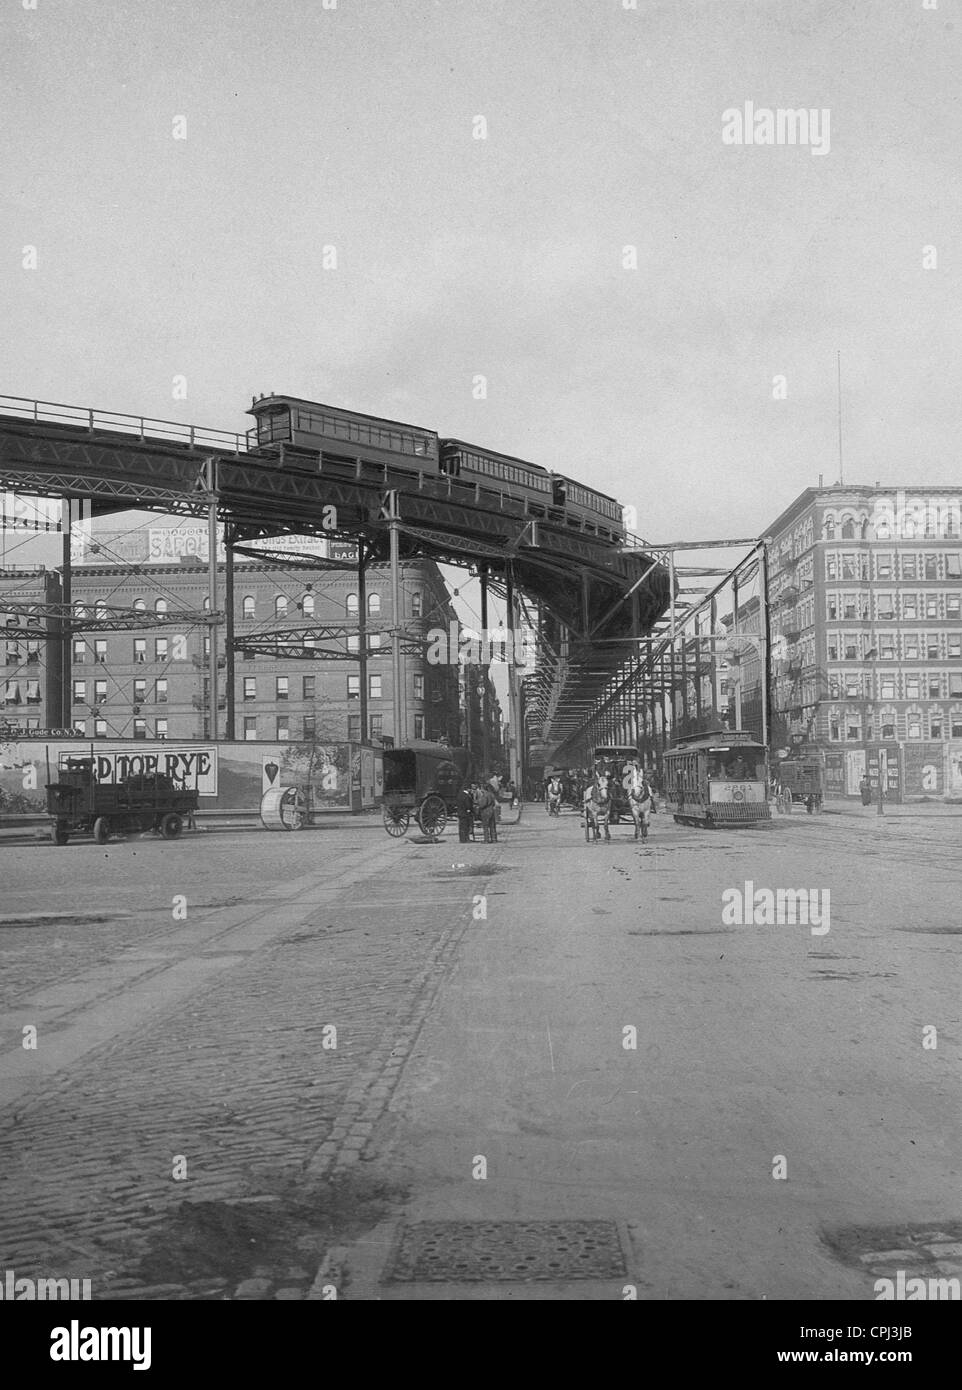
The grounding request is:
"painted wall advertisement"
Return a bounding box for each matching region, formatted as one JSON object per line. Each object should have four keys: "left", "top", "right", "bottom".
{"left": 0, "top": 739, "right": 382, "bottom": 819}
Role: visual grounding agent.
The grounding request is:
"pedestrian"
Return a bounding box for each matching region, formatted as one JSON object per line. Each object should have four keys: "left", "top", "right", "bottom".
{"left": 475, "top": 783, "right": 498, "bottom": 842}
{"left": 456, "top": 783, "right": 475, "bottom": 843}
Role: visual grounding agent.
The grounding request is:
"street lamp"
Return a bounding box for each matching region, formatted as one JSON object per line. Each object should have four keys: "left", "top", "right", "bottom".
{"left": 864, "top": 647, "right": 884, "bottom": 817}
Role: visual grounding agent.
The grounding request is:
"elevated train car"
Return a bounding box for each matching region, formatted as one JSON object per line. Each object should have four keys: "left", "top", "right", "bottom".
{"left": 663, "top": 730, "right": 771, "bottom": 828}
{"left": 246, "top": 396, "right": 625, "bottom": 542}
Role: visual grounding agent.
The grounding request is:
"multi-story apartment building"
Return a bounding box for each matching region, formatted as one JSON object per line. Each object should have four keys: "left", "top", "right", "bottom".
{"left": 764, "top": 484, "right": 962, "bottom": 799}
{"left": 0, "top": 567, "right": 63, "bottom": 732}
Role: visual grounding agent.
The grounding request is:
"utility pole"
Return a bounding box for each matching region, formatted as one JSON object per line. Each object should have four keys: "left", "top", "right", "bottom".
{"left": 206, "top": 460, "right": 219, "bottom": 741}
{"left": 387, "top": 492, "right": 404, "bottom": 745}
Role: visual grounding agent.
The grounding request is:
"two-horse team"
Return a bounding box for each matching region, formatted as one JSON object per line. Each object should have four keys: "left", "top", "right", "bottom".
{"left": 583, "top": 759, "right": 655, "bottom": 844}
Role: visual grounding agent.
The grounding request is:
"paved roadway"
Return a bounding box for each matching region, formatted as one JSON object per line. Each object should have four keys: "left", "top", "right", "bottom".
{"left": 0, "top": 803, "right": 959, "bottom": 1300}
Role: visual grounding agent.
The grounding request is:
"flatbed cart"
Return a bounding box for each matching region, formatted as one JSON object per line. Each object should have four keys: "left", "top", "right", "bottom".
{"left": 46, "top": 757, "right": 199, "bottom": 845}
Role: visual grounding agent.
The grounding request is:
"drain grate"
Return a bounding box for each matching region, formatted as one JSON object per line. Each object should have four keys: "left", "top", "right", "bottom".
{"left": 383, "top": 1219, "right": 626, "bottom": 1282}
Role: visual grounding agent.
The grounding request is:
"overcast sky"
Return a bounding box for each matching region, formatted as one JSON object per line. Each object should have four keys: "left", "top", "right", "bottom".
{"left": 2, "top": 0, "right": 960, "bottom": 565}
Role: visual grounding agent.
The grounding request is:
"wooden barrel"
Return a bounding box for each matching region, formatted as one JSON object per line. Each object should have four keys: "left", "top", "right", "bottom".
{"left": 260, "top": 786, "right": 307, "bottom": 831}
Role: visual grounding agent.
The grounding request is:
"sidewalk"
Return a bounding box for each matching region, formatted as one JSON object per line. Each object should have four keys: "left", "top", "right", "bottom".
{"left": 819, "top": 797, "right": 962, "bottom": 818}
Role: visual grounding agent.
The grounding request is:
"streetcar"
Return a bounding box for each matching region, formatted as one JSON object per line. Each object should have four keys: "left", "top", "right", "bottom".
{"left": 662, "top": 731, "right": 771, "bottom": 827}
{"left": 245, "top": 396, "right": 626, "bottom": 542}
{"left": 381, "top": 742, "right": 472, "bottom": 841}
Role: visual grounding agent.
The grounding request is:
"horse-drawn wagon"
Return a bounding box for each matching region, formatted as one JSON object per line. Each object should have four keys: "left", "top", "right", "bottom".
{"left": 381, "top": 742, "right": 471, "bottom": 841}
{"left": 775, "top": 755, "right": 824, "bottom": 813}
{"left": 46, "top": 757, "right": 198, "bottom": 845}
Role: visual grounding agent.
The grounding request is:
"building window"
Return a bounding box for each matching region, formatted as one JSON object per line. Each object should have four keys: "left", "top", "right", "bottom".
{"left": 952, "top": 713, "right": 962, "bottom": 738}
{"left": 348, "top": 714, "right": 361, "bottom": 741}
{"left": 947, "top": 595, "right": 961, "bottom": 620}
{"left": 902, "top": 595, "right": 918, "bottom": 619}
{"left": 276, "top": 716, "right": 290, "bottom": 740}
{"left": 94, "top": 680, "right": 108, "bottom": 704}
{"left": 204, "top": 635, "right": 211, "bottom": 657}
{"left": 949, "top": 634, "right": 962, "bottom": 659}
{"left": 876, "top": 554, "right": 893, "bottom": 579}
{"left": 155, "top": 598, "right": 168, "bottom": 615}
{"left": 243, "top": 677, "right": 256, "bottom": 702}
{"left": 133, "top": 598, "right": 146, "bottom": 613}
{"left": 876, "top": 594, "right": 894, "bottom": 620}
{"left": 826, "top": 596, "right": 838, "bottom": 620}
{"left": 133, "top": 718, "right": 147, "bottom": 740}
{"left": 881, "top": 722, "right": 895, "bottom": 740}
{"left": 133, "top": 679, "right": 146, "bottom": 703}
{"left": 413, "top": 673, "right": 424, "bottom": 700}
{"left": 843, "top": 636, "right": 858, "bottom": 660}
{"left": 923, "top": 554, "right": 938, "bottom": 580}
{"left": 369, "top": 632, "right": 381, "bottom": 650}
{"left": 73, "top": 718, "right": 86, "bottom": 734}
{"left": 73, "top": 638, "right": 86, "bottom": 664}
{"left": 844, "top": 675, "right": 861, "bottom": 699}
{"left": 94, "top": 719, "right": 107, "bottom": 739}
{"left": 946, "top": 554, "right": 961, "bottom": 578}
{"left": 369, "top": 674, "right": 382, "bottom": 699}
{"left": 879, "top": 635, "right": 895, "bottom": 659}
{"left": 901, "top": 554, "right": 918, "bottom": 580}
{"left": 826, "top": 555, "right": 838, "bottom": 580}
{"left": 346, "top": 593, "right": 359, "bottom": 615}
{"left": 244, "top": 716, "right": 257, "bottom": 741}
{"left": 823, "top": 518, "right": 836, "bottom": 540}
{"left": 907, "top": 714, "right": 922, "bottom": 740}
{"left": 301, "top": 593, "right": 315, "bottom": 617}
{"left": 155, "top": 678, "right": 168, "bottom": 703}
{"left": 73, "top": 680, "right": 85, "bottom": 704}
{"left": 880, "top": 677, "right": 896, "bottom": 700}
{"left": 368, "top": 593, "right": 381, "bottom": 616}
{"left": 846, "top": 723, "right": 861, "bottom": 741}
{"left": 95, "top": 640, "right": 108, "bottom": 664}
{"left": 276, "top": 677, "right": 289, "bottom": 701}
{"left": 930, "top": 716, "right": 942, "bottom": 739}
{"left": 347, "top": 675, "right": 360, "bottom": 700}
{"left": 829, "top": 720, "right": 840, "bottom": 741}
{"left": 411, "top": 591, "right": 422, "bottom": 617}
{"left": 413, "top": 714, "right": 425, "bottom": 738}
{"left": 905, "top": 676, "right": 921, "bottom": 700}
{"left": 303, "top": 714, "right": 316, "bottom": 740}
{"left": 950, "top": 674, "right": 962, "bottom": 699}
{"left": 25, "top": 679, "right": 41, "bottom": 704}
{"left": 156, "top": 718, "right": 168, "bottom": 739}
{"left": 927, "top": 634, "right": 940, "bottom": 660}
{"left": 347, "top": 634, "right": 360, "bottom": 654}
{"left": 903, "top": 634, "right": 919, "bottom": 659}
{"left": 155, "top": 637, "right": 168, "bottom": 661}
{"left": 928, "top": 675, "right": 941, "bottom": 698}
{"left": 275, "top": 595, "right": 288, "bottom": 618}
{"left": 242, "top": 595, "right": 255, "bottom": 619}
{"left": 303, "top": 675, "right": 315, "bottom": 700}
{"left": 925, "top": 595, "right": 940, "bottom": 619}
{"left": 842, "top": 594, "right": 857, "bottom": 620}
{"left": 25, "top": 640, "right": 40, "bottom": 664}
{"left": 370, "top": 713, "right": 383, "bottom": 738}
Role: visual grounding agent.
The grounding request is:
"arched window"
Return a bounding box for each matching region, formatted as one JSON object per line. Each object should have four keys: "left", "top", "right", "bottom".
{"left": 242, "top": 595, "right": 255, "bottom": 619}
{"left": 822, "top": 514, "right": 836, "bottom": 540}
{"left": 94, "top": 601, "right": 108, "bottom": 618}
{"left": 301, "top": 593, "right": 315, "bottom": 617}
{"left": 346, "top": 593, "right": 359, "bottom": 615}
{"left": 132, "top": 599, "right": 146, "bottom": 613}
{"left": 368, "top": 593, "right": 381, "bottom": 616}
{"left": 840, "top": 515, "right": 856, "bottom": 539}
{"left": 411, "top": 591, "right": 423, "bottom": 617}
{"left": 155, "top": 598, "right": 168, "bottom": 615}
{"left": 203, "top": 596, "right": 211, "bottom": 611}
{"left": 275, "top": 595, "right": 288, "bottom": 617}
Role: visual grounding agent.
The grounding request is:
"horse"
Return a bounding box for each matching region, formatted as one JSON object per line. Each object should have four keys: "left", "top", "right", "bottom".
{"left": 583, "top": 773, "right": 611, "bottom": 844}
{"left": 623, "top": 764, "right": 654, "bottom": 842}
{"left": 546, "top": 777, "right": 563, "bottom": 816}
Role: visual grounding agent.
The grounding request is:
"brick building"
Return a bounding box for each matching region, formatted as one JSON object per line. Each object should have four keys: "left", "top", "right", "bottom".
{"left": 0, "top": 567, "right": 63, "bottom": 733}
{"left": 762, "top": 485, "right": 962, "bottom": 799}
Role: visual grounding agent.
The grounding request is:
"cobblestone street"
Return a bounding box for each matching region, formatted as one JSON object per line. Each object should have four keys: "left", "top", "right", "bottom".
{"left": 1, "top": 806, "right": 960, "bottom": 1300}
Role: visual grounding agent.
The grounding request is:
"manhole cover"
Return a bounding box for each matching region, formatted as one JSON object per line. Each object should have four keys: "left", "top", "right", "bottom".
{"left": 383, "top": 1219, "right": 626, "bottom": 1282}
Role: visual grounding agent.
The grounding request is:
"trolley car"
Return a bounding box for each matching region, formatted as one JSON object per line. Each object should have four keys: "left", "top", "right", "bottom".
{"left": 46, "top": 758, "right": 198, "bottom": 844}
{"left": 381, "top": 742, "right": 472, "bottom": 841}
{"left": 245, "top": 395, "right": 626, "bottom": 542}
{"left": 663, "top": 731, "right": 771, "bottom": 828}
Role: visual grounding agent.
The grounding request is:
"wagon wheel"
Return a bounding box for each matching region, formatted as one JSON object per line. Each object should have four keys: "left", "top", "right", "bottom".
{"left": 53, "top": 822, "right": 69, "bottom": 846}
{"left": 383, "top": 804, "right": 410, "bottom": 837}
{"left": 93, "top": 816, "right": 110, "bottom": 845}
{"left": 417, "top": 794, "right": 447, "bottom": 840}
{"left": 161, "top": 812, "right": 183, "bottom": 840}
